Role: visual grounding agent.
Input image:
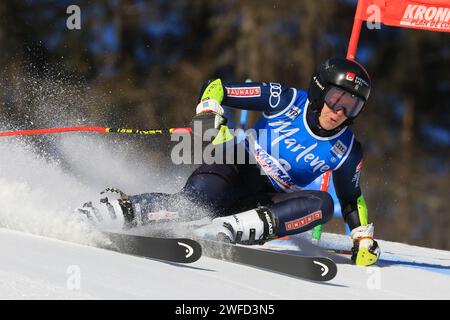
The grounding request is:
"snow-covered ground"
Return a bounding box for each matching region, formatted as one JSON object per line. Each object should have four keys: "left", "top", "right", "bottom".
{"left": 1, "top": 227, "right": 449, "bottom": 299}
{"left": 0, "top": 129, "right": 449, "bottom": 300}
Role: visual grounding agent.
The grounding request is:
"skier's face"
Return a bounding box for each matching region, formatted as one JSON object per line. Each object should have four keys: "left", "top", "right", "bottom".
{"left": 319, "top": 103, "right": 348, "bottom": 130}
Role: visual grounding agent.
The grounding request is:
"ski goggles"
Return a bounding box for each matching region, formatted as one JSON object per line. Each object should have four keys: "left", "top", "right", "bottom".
{"left": 324, "top": 85, "right": 365, "bottom": 118}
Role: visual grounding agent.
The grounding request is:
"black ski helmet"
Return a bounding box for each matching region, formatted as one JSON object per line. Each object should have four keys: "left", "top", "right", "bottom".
{"left": 308, "top": 57, "right": 371, "bottom": 121}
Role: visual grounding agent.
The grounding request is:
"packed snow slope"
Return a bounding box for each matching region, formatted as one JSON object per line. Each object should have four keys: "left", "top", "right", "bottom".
{"left": 0, "top": 125, "right": 448, "bottom": 299}
{"left": 1, "top": 227, "right": 449, "bottom": 299}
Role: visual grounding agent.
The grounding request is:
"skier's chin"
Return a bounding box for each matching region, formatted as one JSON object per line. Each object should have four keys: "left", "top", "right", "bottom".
{"left": 320, "top": 118, "right": 340, "bottom": 131}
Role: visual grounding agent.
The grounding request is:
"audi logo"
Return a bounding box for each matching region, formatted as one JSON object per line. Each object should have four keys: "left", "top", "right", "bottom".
{"left": 269, "top": 83, "right": 282, "bottom": 108}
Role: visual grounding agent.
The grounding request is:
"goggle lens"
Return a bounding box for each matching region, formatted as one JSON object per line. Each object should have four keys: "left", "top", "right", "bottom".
{"left": 324, "top": 86, "right": 365, "bottom": 118}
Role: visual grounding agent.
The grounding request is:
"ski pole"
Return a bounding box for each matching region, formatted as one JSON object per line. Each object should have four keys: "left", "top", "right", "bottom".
{"left": 311, "top": 170, "right": 332, "bottom": 243}
{"left": 0, "top": 126, "right": 192, "bottom": 137}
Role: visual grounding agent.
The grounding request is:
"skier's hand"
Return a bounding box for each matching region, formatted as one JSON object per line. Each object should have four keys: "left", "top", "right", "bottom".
{"left": 191, "top": 99, "right": 227, "bottom": 138}
{"left": 350, "top": 223, "right": 381, "bottom": 266}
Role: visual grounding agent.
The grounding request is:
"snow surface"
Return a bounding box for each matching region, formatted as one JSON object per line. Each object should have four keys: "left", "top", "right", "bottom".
{"left": 1, "top": 227, "right": 449, "bottom": 300}
{"left": 0, "top": 126, "right": 449, "bottom": 300}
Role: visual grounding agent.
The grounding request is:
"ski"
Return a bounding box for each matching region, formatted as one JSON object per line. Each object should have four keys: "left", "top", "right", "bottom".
{"left": 198, "top": 239, "right": 337, "bottom": 282}
{"left": 102, "top": 232, "right": 202, "bottom": 264}
{"left": 323, "top": 247, "right": 450, "bottom": 262}
{"left": 326, "top": 248, "right": 353, "bottom": 255}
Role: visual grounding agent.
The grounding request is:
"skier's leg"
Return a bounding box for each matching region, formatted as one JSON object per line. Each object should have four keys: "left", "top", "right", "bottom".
{"left": 180, "top": 164, "right": 244, "bottom": 212}
{"left": 76, "top": 141, "right": 270, "bottom": 228}
{"left": 121, "top": 163, "right": 266, "bottom": 225}
{"left": 270, "top": 190, "right": 334, "bottom": 236}
{"left": 121, "top": 164, "right": 241, "bottom": 223}
{"left": 180, "top": 163, "right": 272, "bottom": 215}
{"left": 196, "top": 190, "right": 334, "bottom": 244}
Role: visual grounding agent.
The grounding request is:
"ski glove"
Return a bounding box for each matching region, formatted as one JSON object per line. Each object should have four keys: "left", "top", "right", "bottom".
{"left": 191, "top": 99, "right": 227, "bottom": 139}
{"left": 350, "top": 223, "right": 381, "bottom": 266}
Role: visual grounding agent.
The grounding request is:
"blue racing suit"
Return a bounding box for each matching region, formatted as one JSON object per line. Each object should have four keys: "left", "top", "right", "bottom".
{"left": 218, "top": 81, "right": 367, "bottom": 231}
{"left": 128, "top": 80, "right": 369, "bottom": 236}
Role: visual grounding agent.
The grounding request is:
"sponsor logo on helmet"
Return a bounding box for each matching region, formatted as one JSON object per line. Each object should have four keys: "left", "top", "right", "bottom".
{"left": 401, "top": 4, "right": 450, "bottom": 31}
{"left": 345, "top": 71, "right": 369, "bottom": 89}
{"left": 354, "top": 76, "right": 369, "bottom": 88}
{"left": 346, "top": 72, "right": 355, "bottom": 82}
{"left": 285, "top": 210, "right": 322, "bottom": 231}
{"left": 226, "top": 86, "right": 261, "bottom": 97}
{"left": 313, "top": 76, "right": 325, "bottom": 91}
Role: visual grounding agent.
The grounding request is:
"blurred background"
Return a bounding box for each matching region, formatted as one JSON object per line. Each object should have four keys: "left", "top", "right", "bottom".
{"left": 0, "top": 0, "right": 448, "bottom": 249}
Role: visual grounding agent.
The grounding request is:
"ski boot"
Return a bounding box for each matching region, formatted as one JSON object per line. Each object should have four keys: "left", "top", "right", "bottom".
{"left": 195, "top": 206, "right": 278, "bottom": 245}
{"left": 76, "top": 188, "right": 137, "bottom": 229}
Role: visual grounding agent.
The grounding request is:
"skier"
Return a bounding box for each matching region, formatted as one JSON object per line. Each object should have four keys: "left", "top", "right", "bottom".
{"left": 78, "top": 57, "right": 380, "bottom": 266}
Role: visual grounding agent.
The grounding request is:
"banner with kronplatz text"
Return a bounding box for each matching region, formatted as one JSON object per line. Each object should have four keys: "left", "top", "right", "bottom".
{"left": 356, "top": 0, "right": 450, "bottom": 32}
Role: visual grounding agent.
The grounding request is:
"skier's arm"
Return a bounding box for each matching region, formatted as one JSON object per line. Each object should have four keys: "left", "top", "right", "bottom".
{"left": 198, "top": 79, "right": 296, "bottom": 116}
{"left": 332, "top": 141, "right": 369, "bottom": 230}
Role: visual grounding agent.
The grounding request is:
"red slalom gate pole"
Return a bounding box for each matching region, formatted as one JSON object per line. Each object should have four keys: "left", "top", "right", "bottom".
{"left": 0, "top": 126, "right": 193, "bottom": 137}
{"left": 311, "top": 0, "right": 364, "bottom": 243}
{"left": 0, "top": 126, "right": 107, "bottom": 137}
{"left": 346, "top": 0, "right": 365, "bottom": 60}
